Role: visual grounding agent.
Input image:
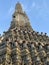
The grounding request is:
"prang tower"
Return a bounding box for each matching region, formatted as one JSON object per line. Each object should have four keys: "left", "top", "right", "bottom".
{"left": 0, "top": 2, "right": 49, "bottom": 65}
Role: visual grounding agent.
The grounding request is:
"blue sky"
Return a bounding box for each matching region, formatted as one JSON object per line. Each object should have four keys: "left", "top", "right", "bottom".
{"left": 0, "top": 0, "right": 49, "bottom": 35}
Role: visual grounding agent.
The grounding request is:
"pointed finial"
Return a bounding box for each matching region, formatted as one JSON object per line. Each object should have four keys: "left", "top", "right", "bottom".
{"left": 15, "top": 2, "right": 23, "bottom": 13}
{"left": 10, "top": 2, "right": 31, "bottom": 29}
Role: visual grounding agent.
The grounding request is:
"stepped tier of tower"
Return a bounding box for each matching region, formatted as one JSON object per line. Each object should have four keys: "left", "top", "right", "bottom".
{"left": 2, "top": 26, "right": 49, "bottom": 43}
{"left": 0, "top": 2, "right": 49, "bottom": 65}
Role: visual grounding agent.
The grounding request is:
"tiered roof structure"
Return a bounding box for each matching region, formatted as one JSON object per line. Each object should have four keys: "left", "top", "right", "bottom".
{"left": 0, "top": 2, "right": 49, "bottom": 65}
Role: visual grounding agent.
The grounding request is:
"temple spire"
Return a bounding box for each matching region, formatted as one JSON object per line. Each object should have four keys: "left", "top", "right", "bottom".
{"left": 10, "top": 2, "right": 30, "bottom": 29}
{"left": 15, "top": 2, "right": 23, "bottom": 13}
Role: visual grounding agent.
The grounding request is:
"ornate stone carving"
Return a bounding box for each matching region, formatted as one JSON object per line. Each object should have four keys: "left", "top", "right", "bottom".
{"left": 0, "top": 2, "right": 49, "bottom": 65}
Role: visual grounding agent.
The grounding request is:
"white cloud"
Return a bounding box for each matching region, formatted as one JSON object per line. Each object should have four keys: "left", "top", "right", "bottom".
{"left": 31, "top": 2, "right": 42, "bottom": 11}
{"left": 32, "top": 2, "right": 36, "bottom": 8}
{"left": 8, "top": 6, "right": 14, "bottom": 15}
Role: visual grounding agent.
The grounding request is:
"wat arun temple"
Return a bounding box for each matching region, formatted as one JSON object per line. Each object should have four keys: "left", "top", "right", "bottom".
{"left": 0, "top": 2, "right": 49, "bottom": 65}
